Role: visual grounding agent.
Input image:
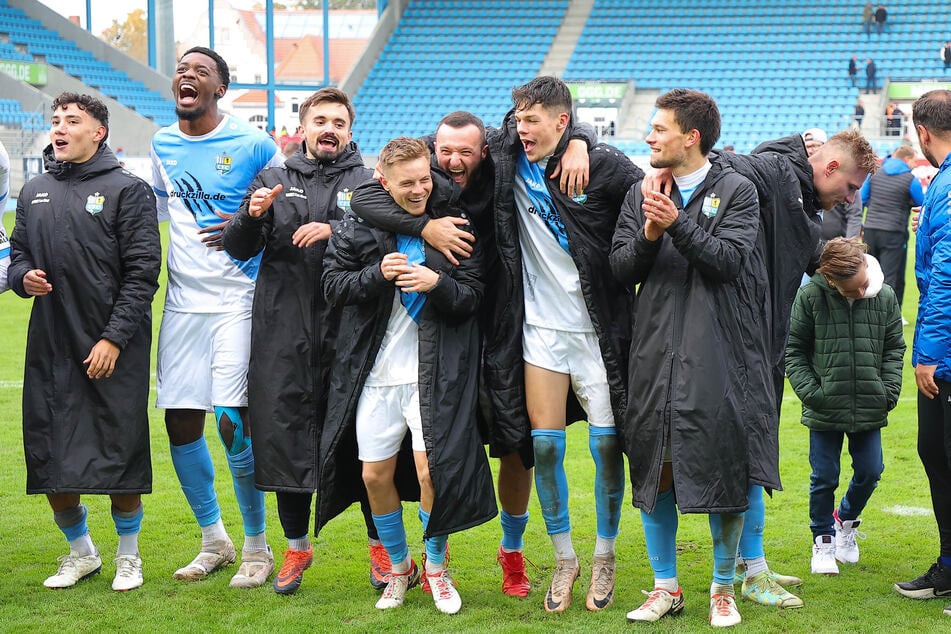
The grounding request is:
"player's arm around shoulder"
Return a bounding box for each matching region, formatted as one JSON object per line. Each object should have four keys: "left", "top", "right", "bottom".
{"left": 223, "top": 170, "right": 280, "bottom": 260}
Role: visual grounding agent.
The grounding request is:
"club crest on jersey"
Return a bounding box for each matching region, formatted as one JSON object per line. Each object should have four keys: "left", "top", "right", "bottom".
{"left": 337, "top": 189, "right": 353, "bottom": 212}
{"left": 215, "top": 153, "right": 233, "bottom": 175}
{"left": 85, "top": 193, "right": 105, "bottom": 215}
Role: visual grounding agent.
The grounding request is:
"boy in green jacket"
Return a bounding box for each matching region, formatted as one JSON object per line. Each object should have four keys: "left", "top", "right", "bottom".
{"left": 786, "top": 237, "right": 905, "bottom": 576}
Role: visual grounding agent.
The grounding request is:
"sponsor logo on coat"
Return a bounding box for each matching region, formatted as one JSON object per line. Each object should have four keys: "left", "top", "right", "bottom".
{"left": 85, "top": 193, "right": 105, "bottom": 215}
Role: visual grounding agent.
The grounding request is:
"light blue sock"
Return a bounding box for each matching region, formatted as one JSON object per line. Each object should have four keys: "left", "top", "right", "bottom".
{"left": 589, "top": 426, "right": 624, "bottom": 540}
{"left": 532, "top": 429, "right": 570, "bottom": 535}
{"left": 227, "top": 445, "right": 266, "bottom": 537}
{"left": 641, "top": 488, "right": 678, "bottom": 578}
{"left": 373, "top": 508, "right": 409, "bottom": 568}
{"left": 709, "top": 512, "right": 744, "bottom": 585}
{"left": 169, "top": 437, "right": 221, "bottom": 527}
{"left": 739, "top": 484, "right": 765, "bottom": 560}
{"left": 500, "top": 510, "right": 529, "bottom": 551}
{"left": 419, "top": 508, "right": 447, "bottom": 566}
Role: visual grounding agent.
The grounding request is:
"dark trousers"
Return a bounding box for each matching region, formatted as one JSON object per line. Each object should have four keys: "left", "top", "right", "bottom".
{"left": 809, "top": 429, "right": 883, "bottom": 538}
{"left": 863, "top": 227, "right": 908, "bottom": 306}
{"left": 918, "top": 379, "right": 951, "bottom": 558}
{"left": 276, "top": 491, "right": 379, "bottom": 541}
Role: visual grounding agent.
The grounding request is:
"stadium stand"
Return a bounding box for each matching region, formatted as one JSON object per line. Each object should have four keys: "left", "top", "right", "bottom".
{"left": 563, "top": 0, "right": 951, "bottom": 154}
{"left": 352, "top": 0, "right": 571, "bottom": 154}
{"left": 350, "top": 0, "right": 951, "bottom": 157}
{"left": 0, "top": 0, "right": 175, "bottom": 126}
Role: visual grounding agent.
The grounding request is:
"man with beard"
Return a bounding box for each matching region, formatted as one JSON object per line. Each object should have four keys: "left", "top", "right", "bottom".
{"left": 353, "top": 111, "right": 595, "bottom": 599}
{"left": 9, "top": 92, "right": 160, "bottom": 591}
{"left": 640, "top": 126, "right": 876, "bottom": 612}
{"left": 613, "top": 89, "right": 766, "bottom": 627}
{"left": 222, "top": 87, "right": 384, "bottom": 595}
{"left": 151, "top": 46, "right": 284, "bottom": 588}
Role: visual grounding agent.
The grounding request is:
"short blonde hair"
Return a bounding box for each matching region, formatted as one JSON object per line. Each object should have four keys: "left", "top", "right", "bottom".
{"left": 826, "top": 129, "right": 878, "bottom": 175}
{"left": 379, "top": 136, "right": 430, "bottom": 173}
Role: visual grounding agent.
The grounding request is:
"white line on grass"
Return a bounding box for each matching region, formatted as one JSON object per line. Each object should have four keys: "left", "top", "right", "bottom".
{"left": 883, "top": 505, "right": 933, "bottom": 517}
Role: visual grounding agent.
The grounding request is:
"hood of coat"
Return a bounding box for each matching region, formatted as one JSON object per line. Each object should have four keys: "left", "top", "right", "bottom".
{"left": 42, "top": 142, "right": 121, "bottom": 181}
{"left": 754, "top": 134, "right": 819, "bottom": 215}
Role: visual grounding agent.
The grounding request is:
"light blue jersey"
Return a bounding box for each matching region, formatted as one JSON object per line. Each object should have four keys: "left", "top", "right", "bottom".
{"left": 151, "top": 114, "right": 283, "bottom": 312}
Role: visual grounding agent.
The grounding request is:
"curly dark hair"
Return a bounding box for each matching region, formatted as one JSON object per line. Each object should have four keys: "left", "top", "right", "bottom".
{"left": 51, "top": 92, "right": 109, "bottom": 139}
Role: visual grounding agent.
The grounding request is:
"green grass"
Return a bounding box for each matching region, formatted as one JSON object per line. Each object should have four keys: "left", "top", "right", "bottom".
{"left": 0, "top": 216, "right": 946, "bottom": 631}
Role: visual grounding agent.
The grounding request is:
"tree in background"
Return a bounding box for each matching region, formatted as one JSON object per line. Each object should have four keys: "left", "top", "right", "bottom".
{"left": 101, "top": 9, "right": 147, "bottom": 64}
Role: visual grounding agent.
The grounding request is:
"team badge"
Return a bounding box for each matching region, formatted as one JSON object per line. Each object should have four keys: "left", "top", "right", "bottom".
{"left": 571, "top": 191, "right": 588, "bottom": 204}
{"left": 215, "top": 153, "right": 233, "bottom": 175}
{"left": 85, "top": 193, "right": 105, "bottom": 215}
{"left": 701, "top": 193, "right": 720, "bottom": 218}
{"left": 337, "top": 189, "right": 353, "bottom": 212}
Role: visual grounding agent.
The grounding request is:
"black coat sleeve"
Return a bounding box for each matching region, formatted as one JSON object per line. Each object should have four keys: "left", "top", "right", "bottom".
{"left": 610, "top": 181, "right": 662, "bottom": 285}
{"left": 223, "top": 171, "right": 272, "bottom": 261}
{"left": 322, "top": 215, "right": 392, "bottom": 306}
{"left": 665, "top": 179, "right": 760, "bottom": 282}
{"left": 100, "top": 179, "right": 162, "bottom": 349}
{"left": 8, "top": 192, "right": 35, "bottom": 298}
{"left": 426, "top": 225, "right": 483, "bottom": 320}
{"left": 351, "top": 180, "right": 429, "bottom": 236}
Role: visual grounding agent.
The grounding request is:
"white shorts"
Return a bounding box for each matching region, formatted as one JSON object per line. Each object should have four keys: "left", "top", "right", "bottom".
{"left": 522, "top": 323, "right": 616, "bottom": 427}
{"left": 356, "top": 383, "right": 425, "bottom": 462}
{"left": 156, "top": 310, "right": 251, "bottom": 411}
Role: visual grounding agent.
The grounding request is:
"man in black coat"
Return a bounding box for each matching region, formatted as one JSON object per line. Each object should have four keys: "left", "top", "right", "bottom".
{"left": 613, "top": 89, "right": 767, "bottom": 627}
{"left": 8, "top": 92, "right": 160, "bottom": 592}
{"left": 319, "top": 137, "right": 495, "bottom": 615}
{"left": 641, "top": 127, "right": 877, "bottom": 612}
{"left": 222, "top": 87, "right": 383, "bottom": 596}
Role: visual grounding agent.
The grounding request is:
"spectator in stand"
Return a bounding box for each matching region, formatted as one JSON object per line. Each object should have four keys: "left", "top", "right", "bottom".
{"left": 874, "top": 5, "right": 887, "bottom": 35}
{"left": 866, "top": 59, "right": 878, "bottom": 95}
{"left": 860, "top": 144, "right": 924, "bottom": 312}
{"left": 862, "top": 3, "right": 874, "bottom": 39}
{"left": 855, "top": 99, "right": 866, "bottom": 128}
{"left": 942, "top": 42, "right": 951, "bottom": 73}
{"left": 849, "top": 56, "right": 858, "bottom": 87}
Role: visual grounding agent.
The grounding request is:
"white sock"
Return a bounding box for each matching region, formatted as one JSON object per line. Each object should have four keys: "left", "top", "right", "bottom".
{"left": 743, "top": 556, "right": 768, "bottom": 576}
{"left": 288, "top": 535, "right": 310, "bottom": 552}
{"left": 368, "top": 537, "right": 382, "bottom": 547}
{"left": 550, "top": 531, "right": 576, "bottom": 562}
{"left": 117, "top": 533, "right": 139, "bottom": 557}
{"left": 68, "top": 533, "right": 97, "bottom": 558}
{"left": 711, "top": 581, "right": 735, "bottom": 596}
{"left": 593, "top": 536, "right": 616, "bottom": 558}
{"left": 655, "top": 576, "right": 679, "bottom": 593}
{"left": 391, "top": 556, "right": 411, "bottom": 575}
{"left": 243, "top": 532, "right": 268, "bottom": 553}
{"left": 200, "top": 519, "right": 229, "bottom": 548}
